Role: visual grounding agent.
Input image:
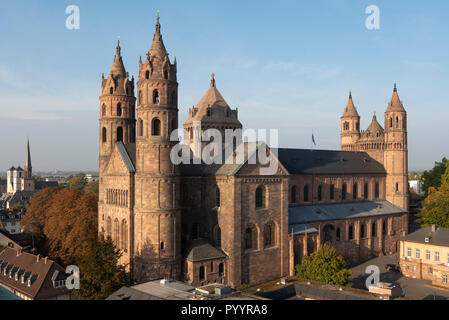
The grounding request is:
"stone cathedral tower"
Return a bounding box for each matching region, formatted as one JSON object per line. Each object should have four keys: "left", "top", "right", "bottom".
{"left": 384, "top": 84, "right": 408, "bottom": 210}
{"left": 133, "top": 16, "right": 181, "bottom": 281}
{"left": 99, "top": 41, "right": 136, "bottom": 173}
{"left": 340, "top": 92, "right": 361, "bottom": 151}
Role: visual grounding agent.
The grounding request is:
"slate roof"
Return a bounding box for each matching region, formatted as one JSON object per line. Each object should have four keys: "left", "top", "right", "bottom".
{"left": 289, "top": 224, "right": 318, "bottom": 235}
{"left": 275, "top": 148, "right": 386, "bottom": 175}
{"left": 106, "top": 286, "right": 163, "bottom": 300}
{"left": 183, "top": 238, "right": 227, "bottom": 262}
{"left": 116, "top": 141, "right": 136, "bottom": 173}
{"left": 289, "top": 200, "right": 406, "bottom": 225}
{"left": 401, "top": 226, "right": 449, "bottom": 247}
{"left": 0, "top": 232, "right": 22, "bottom": 251}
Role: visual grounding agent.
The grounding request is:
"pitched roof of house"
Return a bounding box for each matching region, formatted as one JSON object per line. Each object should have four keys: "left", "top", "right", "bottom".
{"left": 289, "top": 200, "right": 406, "bottom": 225}
{"left": 0, "top": 232, "right": 22, "bottom": 251}
{"left": 401, "top": 226, "right": 449, "bottom": 247}
{"left": 183, "top": 239, "right": 227, "bottom": 262}
{"left": 276, "top": 148, "right": 386, "bottom": 175}
{"left": 0, "top": 247, "right": 69, "bottom": 299}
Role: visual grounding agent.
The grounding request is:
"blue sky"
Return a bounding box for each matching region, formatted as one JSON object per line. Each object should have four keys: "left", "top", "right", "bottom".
{"left": 1, "top": 0, "right": 448, "bottom": 172}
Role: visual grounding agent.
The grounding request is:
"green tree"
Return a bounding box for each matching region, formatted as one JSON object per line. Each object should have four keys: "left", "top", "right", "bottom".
{"left": 441, "top": 163, "right": 449, "bottom": 186}
{"left": 418, "top": 183, "right": 449, "bottom": 228}
{"left": 422, "top": 158, "right": 448, "bottom": 197}
{"left": 83, "top": 180, "right": 99, "bottom": 196}
{"left": 32, "top": 175, "right": 42, "bottom": 181}
{"left": 67, "top": 173, "right": 87, "bottom": 191}
{"left": 75, "top": 237, "right": 130, "bottom": 300}
{"left": 296, "top": 244, "right": 351, "bottom": 286}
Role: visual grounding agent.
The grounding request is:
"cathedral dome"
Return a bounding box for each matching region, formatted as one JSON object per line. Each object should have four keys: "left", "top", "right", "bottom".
{"left": 360, "top": 112, "right": 384, "bottom": 141}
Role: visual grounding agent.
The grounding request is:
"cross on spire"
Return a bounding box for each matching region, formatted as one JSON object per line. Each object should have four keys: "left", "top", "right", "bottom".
{"left": 210, "top": 73, "right": 215, "bottom": 87}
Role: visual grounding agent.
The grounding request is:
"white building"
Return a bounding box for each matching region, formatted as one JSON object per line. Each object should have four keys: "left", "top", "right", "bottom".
{"left": 409, "top": 180, "right": 423, "bottom": 194}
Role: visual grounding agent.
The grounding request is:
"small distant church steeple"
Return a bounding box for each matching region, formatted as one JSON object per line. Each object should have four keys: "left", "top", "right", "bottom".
{"left": 25, "top": 138, "right": 32, "bottom": 179}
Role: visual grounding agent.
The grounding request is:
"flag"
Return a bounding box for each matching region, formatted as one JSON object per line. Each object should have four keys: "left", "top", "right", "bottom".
{"left": 312, "top": 134, "right": 316, "bottom": 146}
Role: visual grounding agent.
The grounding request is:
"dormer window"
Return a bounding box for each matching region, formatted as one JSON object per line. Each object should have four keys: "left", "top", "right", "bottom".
{"left": 207, "top": 108, "right": 211, "bottom": 117}
{"left": 28, "top": 279, "right": 31, "bottom": 287}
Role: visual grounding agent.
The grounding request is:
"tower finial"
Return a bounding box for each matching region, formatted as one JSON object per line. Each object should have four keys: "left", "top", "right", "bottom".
{"left": 349, "top": 90, "right": 352, "bottom": 99}
{"left": 155, "top": 10, "right": 161, "bottom": 33}
{"left": 116, "top": 36, "right": 121, "bottom": 56}
{"left": 210, "top": 73, "right": 215, "bottom": 87}
{"left": 394, "top": 82, "right": 397, "bottom": 92}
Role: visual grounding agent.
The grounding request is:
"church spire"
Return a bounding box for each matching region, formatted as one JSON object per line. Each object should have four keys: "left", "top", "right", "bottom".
{"left": 109, "top": 39, "right": 126, "bottom": 77}
{"left": 342, "top": 91, "right": 360, "bottom": 117}
{"left": 25, "top": 138, "right": 32, "bottom": 178}
{"left": 149, "top": 12, "right": 168, "bottom": 59}
{"left": 386, "top": 82, "right": 405, "bottom": 112}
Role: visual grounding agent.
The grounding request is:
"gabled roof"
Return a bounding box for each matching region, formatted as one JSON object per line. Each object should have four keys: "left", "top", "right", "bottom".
{"left": 183, "top": 239, "right": 227, "bottom": 262}
{"left": 289, "top": 200, "right": 406, "bottom": 225}
{"left": 276, "top": 148, "right": 386, "bottom": 175}
{"left": 116, "top": 141, "right": 136, "bottom": 173}
{"left": 401, "top": 226, "right": 449, "bottom": 247}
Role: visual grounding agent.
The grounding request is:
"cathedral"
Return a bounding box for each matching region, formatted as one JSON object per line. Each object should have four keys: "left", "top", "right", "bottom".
{"left": 98, "top": 16, "right": 409, "bottom": 288}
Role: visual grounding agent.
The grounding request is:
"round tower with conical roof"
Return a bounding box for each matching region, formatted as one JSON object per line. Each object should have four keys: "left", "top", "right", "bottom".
{"left": 133, "top": 15, "right": 181, "bottom": 282}
{"left": 99, "top": 40, "right": 136, "bottom": 173}
{"left": 384, "top": 84, "right": 408, "bottom": 211}
{"left": 340, "top": 91, "right": 361, "bottom": 151}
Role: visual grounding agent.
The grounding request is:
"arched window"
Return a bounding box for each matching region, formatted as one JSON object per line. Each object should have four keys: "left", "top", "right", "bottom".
{"left": 102, "top": 127, "right": 107, "bottom": 143}
{"left": 390, "top": 117, "right": 393, "bottom": 128}
{"left": 153, "top": 90, "right": 159, "bottom": 104}
{"left": 245, "top": 228, "right": 253, "bottom": 249}
{"left": 110, "top": 87, "right": 113, "bottom": 94}
{"left": 117, "top": 103, "right": 122, "bottom": 116}
{"left": 364, "top": 183, "right": 369, "bottom": 199}
{"left": 361, "top": 223, "right": 366, "bottom": 238}
{"left": 106, "top": 217, "right": 112, "bottom": 239}
{"left": 304, "top": 185, "right": 309, "bottom": 202}
{"left": 348, "top": 225, "right": 354, "bottom": 240}
{"left": 375, "top": 182, "right": 380, "bottom": 199}
{"left": 372, "top": 222, "right": 377, "bottom": 237}
{"left": 343, "top": 121, "right": 349, "bottom": 131}
{"left": 382, "top": 221, "right": 387, "bottom": 235}
{"left": 396, "top": 116, "right": 399, "bottom": 128}
{"left": 263, "top": 222, "right": 275, "bottom": 247}
{"left": 356, "top": 122, "right": 360, "bottom": 131}
{"left": 152, "top": 118, "right": 161, "bottom": 136}
{"left": 114, "top": 219, "right": 119, "bottom": 247}
{"left": 353, "top": 183, "right": 358, "bottom": 200}
{"left": 255, "top": 186, "right": 264, "bottom": 209}
{"left": 330, "top": 184, "right": 335, "bottom": 200}
{"left": 121, "top": 220, "right": 128, "bottom": 252}
{"left": 395, "top": 183, "right": 399, "bottom": 192}
{"left": 216, "top": 187, "right": 220, "bottom": 207}
{"left": 342, "top": 183, "right": 347, "bottom": 200}
{"left": 291, "top": 186, "right": 297, "bottom": 204}
{"left": 199, "top": 266, "right": 205, "bottom": 281}
{"left": 207, "top": 108, "right": 211, "bottom": 116}
{"left": 160, "top": 242, "right": 165, "bottom": 250}
{"left": 117, "top": 126, "right": 123, "bottom": 142}
{"left": 102, "top": 104, "right": 106, "bottom": 117}
{"left": 192, "top": 223, "right": 200, "bottom": 240}
{"left": 145, "top": 70, "right": 149, "bottom": 79}
{"left": 336, "top": 228, "right": 341, "bottom": 241}
{"left": 164, "top": 70, "right": 168, "bottom": 79}
{"left": 218, "top": 263, "right": 224, "bottom": 276}
{"left": 317, "top": 185, "right": 322, "bottom": 201}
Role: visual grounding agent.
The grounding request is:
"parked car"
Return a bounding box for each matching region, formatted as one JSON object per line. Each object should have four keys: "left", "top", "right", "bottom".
{"left": 385, "top": 264, "right": 401, "bottom": 272}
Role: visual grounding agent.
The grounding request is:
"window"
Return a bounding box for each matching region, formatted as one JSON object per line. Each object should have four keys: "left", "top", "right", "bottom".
{"left": 218, "top": 263, "right": 224, "bottom": 276}
{"left": 382, "top": 221, "right": 387, "bottom": 235}
{"left": 429, "top": 267, "right": 433, "bottom": 274}
{"left": 336, "top": 228, "right": 341, "bottom": 241}
{"left": 160, "top": 242, "right": 164, "bottom": 250}
{"left": 435, "top": 252, "right": 440, "bottom": 262}
{"left": 371, "top": 222, "right": 377, "bottom": 237}
{"left": 102, "top": 127, "right": 107, "bottom": 143}
{"left": 106, "top": 217, "right": 112, "bottom": 238}
{"left": 353, "top": 183, "right": 358, "bottom": 200}
{"left": 304, "top": 185, "right": 309, "bottom": 202}
{"left": 395, "top": 183, "right": 399, "bottom": 192}
{"left": 117, "top": 126, "right": 123, "bottom": 142}
{"left": 444, "top": 275, "right": 448, "bottom": 284}
{"left": 114, "top": 219, "right": 119, "bottom": 247}
{"left": 210, "top": 262, "right": 214, "bottom": 273}
{"left": 407, "top": 248, "right": 411, "bottom": 258}
{"left": 330, "top": 184, "right": 335, "bottom": 200}
{"left": 343, "top": 121, "right": 349, "bottom": 130}
{"left": 416, "top": 249, "right": 420, "bottom": 259}
{"left": 396, "top": 116, "right": 399, "bottom": 128}
{"left": 361, "top": 224, "right": 366, "bottom": 238}
{"left": 110, "top": 87, "right": 113, "bottom": 94}
{"left": 390, "top": 117, "right": 393, "bottom": 128}
{"left": 348, "top": 225, "right": 354, "bottom": 240}
{"left": 291, "top": 186, "right": 297, "bottom": 204}
{"left": 317, "top": 185, "right": 322, "bottom": 201}
{"left": 199, "top": 266, "right": 205, "bottom": 281}
{"left": 364, "top": 183, "right": 369, "bottom": 199}
{"left": 102, "top": 104, "right": 106, "bottom": 117}
{"left": 245, "top": 228, "right": 253, "bottom": 249}
{"left": 216, "top": 187, "right": 220, "bottom": 207}
{"left": 375, "top": 182, "right": 380, "bottom": 199}
{"left": 117, "top": 103, "right": 122, "bottom": 116}
{"left": 255, "top": 187, "right": 264, "bottom": 209}
{"left": 145, "top": 70, "right": 149, "bottom": 79}
{"left": 413, "top": 265, "right": 417, "bottom": 272}
{"left": 164, "top": 70, "right": 168, "bottom": 79}
{"left": 342, "top": 184, "right": 347, "bottom": 200}
{"left": 426, "top": 251, "right": 431, "bottom": 260}
{"left": 207, "top": 108, "right": 211, "bottom": 116}
{"left": 264, "top": 222, "right": 275, "bottom": 247}
{"left": 152, "top": 118, "right": 161, "bottom": 136}
{"left": 153, "top": 89, "right": 159, "bottom": 104}
{"left": 405, "top": 265, "right": 409, "bottom": 271}
{"left": 121, "top": 220, "right": 128, "bottom": 252}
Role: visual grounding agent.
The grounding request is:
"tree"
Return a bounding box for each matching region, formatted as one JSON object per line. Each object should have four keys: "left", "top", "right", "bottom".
{"left": 421, "top": 158, "right": 448, "bottom": 197}
{"left": 67, "top": 173, "right": 87, "bottom": 191}
{"left": 21, "top": 187, "right": 98, "bottom": 265}
{"left": 84, "top": 180, "right": 99, "bottom": 196}
{"left": 441, "top": 164, "right": 449, "bottom": 186}
{"left": 75, "top": 236, "right": 130, "bottom": 300}
{"left": 418, "top": 182, "right": 449, "bottom": 228}
{"left": 296, "top": 244, "right": 352, "bottom": 286}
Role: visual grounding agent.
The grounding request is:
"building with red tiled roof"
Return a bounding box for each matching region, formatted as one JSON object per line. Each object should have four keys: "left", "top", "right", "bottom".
{"left": 0, "top": 247, "right": 74, "bottom": 300}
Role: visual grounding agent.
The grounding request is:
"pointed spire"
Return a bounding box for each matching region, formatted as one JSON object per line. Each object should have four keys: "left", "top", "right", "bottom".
{"left": 342, "top": 90, "right": 359, "bottom": 117}
{"left": 149, "top": 12, "right": 168, "bottom": 58}
{"left": 109, "top": 38, "right": 126, "bottom": 77}
{"left": 25, "top": 138, "right": 32, "bottom": 178}
{"left": 387, "top": 82, "right": 405, "bottom": 112}
{"left": 393, "top": 82, "right": 397, "bottom": 92}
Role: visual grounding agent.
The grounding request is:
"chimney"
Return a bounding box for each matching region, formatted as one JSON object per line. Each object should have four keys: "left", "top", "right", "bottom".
{"left": 432, "top": 225, "right": 437, "bottom": 233}
{"left": 36, "top": 254, "right": 40, "bottom": 262}
{"left": 16, "top": 249, "right": 22, "bottom": 256}
{"left": 44, "top": 257, "right": 48, "bottom": 264}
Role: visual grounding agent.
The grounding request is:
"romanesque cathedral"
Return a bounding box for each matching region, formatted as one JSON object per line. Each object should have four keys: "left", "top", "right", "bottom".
{"left": 98, "top": 17, "right": 409, "bottom": 288}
